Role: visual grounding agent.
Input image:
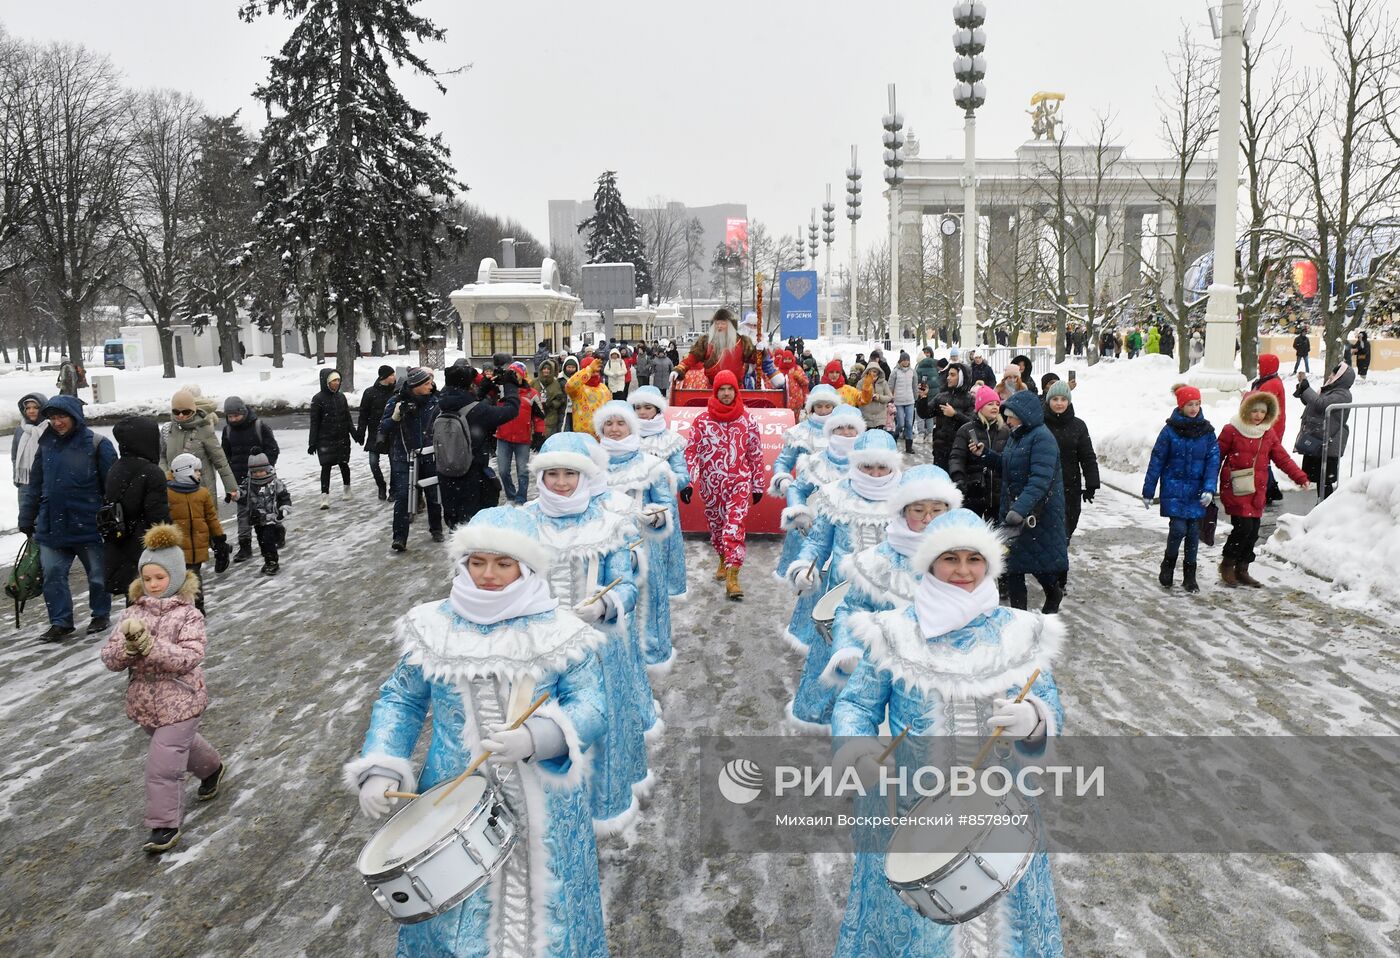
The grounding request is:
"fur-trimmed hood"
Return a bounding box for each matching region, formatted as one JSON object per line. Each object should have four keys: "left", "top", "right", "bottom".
{"left": 1230, "top": 390, "right": 1280, "bottom": 439}
{"left": 127, "top": 569, "right": 201, "bottom": 606}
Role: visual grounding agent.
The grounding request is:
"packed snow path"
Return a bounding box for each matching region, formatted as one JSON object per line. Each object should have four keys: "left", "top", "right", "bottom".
{"left": 0, "top": 463, "right": 1396, "bottom": 956}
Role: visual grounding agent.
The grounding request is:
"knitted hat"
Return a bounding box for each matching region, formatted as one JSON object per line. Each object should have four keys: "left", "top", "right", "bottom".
{"left": 170, "top": 453, "right": 201, "bottom": 484}
{"left": 508, "top": 361, "right": 528, "bottom": 378}
{"left": 1174, "top": 384, "right": 1202, "bottom": 408}
{"left": 594, "top": 400, "right": 640, "bottom": 439}
{"left": 138, "top": 524, "right": 187, "bottom": 597}
{"left": 327, "top": 370, "right": 342, "bottom": 384}
{"left": 973, "top": 385, "right": 1001, "bottom": 412}
{"left": 378, "top": 364, "right": 395, "bottom": 381}
{"left": 530, "top": 431, "right": 604, "bottom": 477}
{"left": 628, "top": 385, "right": 669, "bottom": 413}
{"left": 223, "top": 395, "right": 248, "bottom": 417}
{"left": 805, "top": 384, "right": 841, "bottom": 411}
{"left": 913, "top": 508, "right": 1005, "bottom": 582}
{"left": 898, "top": 350, "right": 910, "bottom": 362}
{"left": 170, "top": 388, "right": 196, "bottom": 412}
{"left": 888, "top": 463, "right": 963, "bottom": 515}
{"left": 405, "top": 366, "right": 433, "bottom": 388}
{"left": 949, "top": 347, "right": 961, "bottom": 359}
{"left": 247, "top": 451, "right": 273, "bottom": 474}
{"left": 444, "top": 364, "right": 475, "bottom": 389}
{"left": 1046, "top": 380, "right": 1072, "bottom": 402}
{"left": 822, "top": 404, "right": 867, "bottom": 438}
{"left": 449, "top": 506, "right": 553, "bottom": 576}
{"left": 849, "top": 429, "right": 903, "bottom": 471}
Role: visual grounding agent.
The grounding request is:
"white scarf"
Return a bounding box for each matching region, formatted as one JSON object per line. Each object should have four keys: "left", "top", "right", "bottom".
{"left": 827, "top": 433, "right": 858, "bottom": 460}
{"left": 600, "top": 434, "right": 641, "bottom": 458}
{"left": 12, "top": 421, "right": 48, "bottom": 485}
{"left": 914, "top": 574, "right": 1000, "bottom": 639}
{"left": 884, "top": 517, "right": 924, "bottom": 558}
{"left": 588, "top": 470, "right": 610, "bottom": 499}
{"left": 537, "top": 481, "right": 592, "bottom": 517}
{"left": 807, "top": 411, "right": 831, "bottom": 429}
{"left": 637, "top": 415, "right": 668, "bottom": 437}
{"left": 449, "top": 564, "right": 558, "bottom": 625}
{"left": 849, "top": 468, "right": 901, "bottom": 501}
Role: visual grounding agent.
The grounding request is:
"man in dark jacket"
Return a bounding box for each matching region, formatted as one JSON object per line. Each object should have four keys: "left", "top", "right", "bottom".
{"left": 914, "top": 346, "right": 941, "bottom": 442}
{"left": 1160, "top": 324, "right": 1176, "bottom": 358}
{"left": 309, "top": 367, "right": 357, "bottom": 508}
{"left": 356, "top": 365, "right": 396, "bottom": 500}
{"left": 221, "top": 396, "right": 280, "bottom": 562}
{"left": 17, "top": 395, "right": 118, "bottom": 640}
{"left": 916, "top": 361, "right": 974, "bottom": 469}
{"left": 1041, "top": 381, "right": 1099, "bottom": 590}
{"left": 965, "top": 349, "right": 997, "bottom": 389}
{"left": 381, "top": 367, "right": 444, "bottom": 551}
{"left": 1292, "top": 328, "right": 1311, "bottom": 373}
{"left": 436, "top": 364, "right": 522, "bottom": 528}
{"left": 102, "top": 416, "right": 172, "bottom": 601}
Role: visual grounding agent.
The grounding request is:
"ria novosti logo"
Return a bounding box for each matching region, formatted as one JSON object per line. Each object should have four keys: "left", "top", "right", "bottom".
{"left": 717, "top": 758, "right": 765, "bottom": 805}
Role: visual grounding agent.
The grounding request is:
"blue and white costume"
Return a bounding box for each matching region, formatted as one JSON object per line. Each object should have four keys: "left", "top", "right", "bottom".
{"left": 523, "top": 433, "right": 652, "bottom": 832}
{"left": 630, "top": 386, "right": 690, "bottom": 601}
{"left": 783, "top": 430, "right": 904, "bottom": 728}
{"left": 770, "top": 385, "right": 842, "bottom": 580}
{"left": 345, "top": 508, "right": 611, "bottom": 958}
{"left": 594, "top": 400, "right": 678, "bottom": 672}
{"left": 832, "top": 510, "right": 1066, "bottom": 958}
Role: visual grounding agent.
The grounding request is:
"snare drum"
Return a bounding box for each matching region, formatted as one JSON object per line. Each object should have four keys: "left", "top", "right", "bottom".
{"left": 884, "top": 786, "right": 1040, "bottom": 924}
{"left": 357, "top": 775, "right": 518, "bottom": 924}
{"left": 812, "top": 580, "right": 852, "bottom": 644}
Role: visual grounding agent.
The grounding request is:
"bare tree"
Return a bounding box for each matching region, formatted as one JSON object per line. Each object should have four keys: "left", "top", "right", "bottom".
{"left": 18, "top": 42, "right": 134, "bottom": 362}
{"left": 975, "top": 188, "right": 1048, "bottom": 352}
{"left": 857, "top": 241, "right": 891, "bottom": 334}
{"left": 119, "top": 89, "right": 202, "bottom": 378}
{"left": 638, "top": 198, "right": 688, "bottom": 302}
{"left": 0, "top": 30, "right": 35, "bottom": 283}
{"left": 908, "top": 220, "right": 958, "bottom": 346}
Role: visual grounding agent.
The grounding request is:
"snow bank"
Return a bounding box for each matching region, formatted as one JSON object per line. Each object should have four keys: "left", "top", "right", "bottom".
{"left": 1266, "top": 459, "right": 1400, "bottom": 610}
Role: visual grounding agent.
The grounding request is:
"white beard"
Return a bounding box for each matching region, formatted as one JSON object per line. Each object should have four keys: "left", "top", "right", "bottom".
{"left": 709, "top": 323, "right": 736, "bottom": 357}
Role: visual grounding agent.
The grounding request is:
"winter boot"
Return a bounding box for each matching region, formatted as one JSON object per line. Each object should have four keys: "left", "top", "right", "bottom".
{"left": 431, "top": 529, "right": 445, "bottom": 543}
{"left": 1158, "top": 557, "right": 1176, "bottom": 590}
{"left": 1182, "top": 562, "right": 1200, "bottom": 593}
{"left": 233, "top": 538, "right": 253, "bottom": 563}
{"left": 904, "top": 439, "right": 915, "bottom": 455}
{"left": 39, "top": 624, "right": 76, "bottom": 642}
{"left": 724, "top": 565, "right": 744, "bottom": 601}
{"left": 714, "top": 557, "right": 728, "bottom": 581}
{"left": 391, "top": 541, "right": 407, "bottom": 553}
{"left": 1218, "top": 557, "right": 1238, "bottom": 587}
{"left": 376, "top": 479, "right": 388, "bottom": 501}
{"left": 143, "top": 827, "right": 180, "bottom": 854}
{"left": 261, "top": 557, "right": 280, "bottom": 576}
{"left": 87, "top": 615, "right": 110, "bottom": 634}
{"left": 197, "top": 763, "right": 226, "bottom": 801}
{"left": 1041, "top": 583, "right": 1064, "bottom": 615}
{"left": 1235, "top": 561, "right": 1263, "bottom": 588}
{"left": 342, "top": 483, "right": 353, "bottom": 501}
{"left": 319, "top": 494, "right": 330, "bottom": 511}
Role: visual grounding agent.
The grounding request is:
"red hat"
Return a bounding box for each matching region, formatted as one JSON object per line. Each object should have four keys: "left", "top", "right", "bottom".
{"left": 773, "top": 349, "right": 796, "bottom": 372}
{"left": 973, "top": 385, "right": 1001, "bottom": 412}
{"left": 1257, "top": 353, "right": 1279, "bottom": 376}
{"left": 1174, "top": 384, "right": 1202, "bottom": 409}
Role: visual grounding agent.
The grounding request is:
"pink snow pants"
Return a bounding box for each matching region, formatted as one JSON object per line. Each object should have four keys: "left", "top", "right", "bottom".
{"left": 142, "top": 716, "right": 221, "bottom": 828}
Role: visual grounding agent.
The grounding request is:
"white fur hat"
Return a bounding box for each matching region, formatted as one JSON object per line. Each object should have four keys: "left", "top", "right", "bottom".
{"left": 912, "top": 508, "right": 1006, "bottom": 582}
{"left": 848, "top": 430, "right": 903, "bottom": 472}
{"left": 593, "top": 400, "right": 640, "bottom": 439}
{"left": 529, "top": 432, "right": 603, "bottom": 477}
{"left": 449, "top": 506, "right": 553, "bottom": 575}
{"left": 888, "top": 464, "right": 964, "bottom": 515}
{"left": 629, "top": 385, "right": 668, "bottom": 413}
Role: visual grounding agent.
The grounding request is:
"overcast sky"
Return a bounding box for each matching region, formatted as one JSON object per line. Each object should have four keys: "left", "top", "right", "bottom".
{"left": 4, "top": 0, "right": 1333, "bottom": 250}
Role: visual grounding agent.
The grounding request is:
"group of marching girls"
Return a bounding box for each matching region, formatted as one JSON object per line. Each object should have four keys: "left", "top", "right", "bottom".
{"left": 767, "top": 389, "right": 1070, "bottom": 957}
{"left": 341, "top": 385, "right": 692, "bottom": 957}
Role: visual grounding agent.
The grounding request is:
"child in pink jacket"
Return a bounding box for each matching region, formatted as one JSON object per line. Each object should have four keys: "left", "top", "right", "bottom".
{"left": 100, "top": 523, "right": 225, "bottom": 854}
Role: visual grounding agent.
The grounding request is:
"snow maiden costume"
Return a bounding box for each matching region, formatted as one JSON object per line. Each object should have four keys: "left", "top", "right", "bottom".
{"left": 522, "top": 433, "right": 651, "bottom": 832}
{"left": 769, "top": 384, "right": 842, "bottom": 578}
{"left": 822, "top": 464, "right": 963, "bottom": 689}
{"left": 832, "top": 508, "right": 1066, "bottom": 958}
{"left": 593, "top": 399, "right": 679, "bottom": 670}
{"left": 344, "top": 508, "right": 610, "bottom": 958}
{"left": 629, "top": 385, "right": 690, "bottom": 600}
{"left": 783, "top": 430, "right": 904, "bottom": 728}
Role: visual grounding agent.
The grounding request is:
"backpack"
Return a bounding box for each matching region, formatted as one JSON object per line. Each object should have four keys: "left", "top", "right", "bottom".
{"left": 5, "top": 537, "right": 44, "bottom": 628}
{"left": 431, "top": 402, "right": 478, "bottom": 478}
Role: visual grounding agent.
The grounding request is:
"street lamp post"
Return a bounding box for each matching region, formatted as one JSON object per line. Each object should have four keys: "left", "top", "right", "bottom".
{"left": 1190, "top": 0, "right": 1249, "bottom": 394}
{"left": 822, "top": 186, "right": 836, "bottom": 338}
{"left": 953, "top": 2, "right": 987, "bottom": 350}
{"left": 808, "top": 211, "right": 820, "bottom": 271}
{"left": 882, "top": 85, "right": 905, "bottom": 345}
{"left": 846, "top": 147, "right": 863, "bottom": 337}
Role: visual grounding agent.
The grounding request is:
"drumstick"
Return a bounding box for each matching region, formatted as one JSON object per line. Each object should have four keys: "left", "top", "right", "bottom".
{"left": 384, "top": 790, "right": 419, "bottom": 800}
{"left": 970, "top": 668, "right": 1042, "bottom": 772}
{"left": 877, "top": 726, "right": 911, "bottom": 764}
{"left": 433, "top": 692, "right": 552, "bottom": 806}
{"left": 576, "top": 577, "right": 624, "bottom": 610}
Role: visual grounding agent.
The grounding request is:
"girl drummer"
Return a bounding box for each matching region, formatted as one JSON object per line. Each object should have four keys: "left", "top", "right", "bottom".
{"left": 345, "top": 507, "right": 610, "bottom": 957}
{"left": 769, "top": 384, "right": 843, "bottom": 575}
{"left": 629, "top": 385, "right": 691, "bottom": 600}
{"left": 831, "top": 508, "right": 1065, "bottom": 957}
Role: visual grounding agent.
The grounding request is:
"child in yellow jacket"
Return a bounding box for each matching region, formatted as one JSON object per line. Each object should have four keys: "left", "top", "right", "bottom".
{"left": 565, "top": 357, "right": 612, "bottom": 436}
{"left": 166, "top": 453, "right": 229, "bottom": 612}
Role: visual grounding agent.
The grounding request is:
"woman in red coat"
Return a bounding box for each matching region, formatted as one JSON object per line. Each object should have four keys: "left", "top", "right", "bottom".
{"left": 683, "top": 370, "right": 765, "bottom": 600}
{"left": 1217, "top": 391, "right": 1308, "bottom": 587}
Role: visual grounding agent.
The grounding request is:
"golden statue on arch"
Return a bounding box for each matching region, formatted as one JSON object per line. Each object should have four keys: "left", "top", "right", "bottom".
{"left": 1027, "top": 92, "right": 1064, "bottom": 140}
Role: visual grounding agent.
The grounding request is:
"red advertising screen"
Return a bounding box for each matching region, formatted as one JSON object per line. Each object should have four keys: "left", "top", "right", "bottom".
{"left": 725, "top": 217, "right": 749, "bottom": 253}
{"left": 1292, "top": 260, "right": 1318, "bottom": 299}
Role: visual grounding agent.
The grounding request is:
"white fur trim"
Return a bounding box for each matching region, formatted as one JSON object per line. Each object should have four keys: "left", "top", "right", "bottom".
{"left": 644, "top": 711, "right": 666, "bottom": 744}
{"left": 780, "top": 504, "right": 813, "bottom": 532}
{"left": 529, "top": 449, "right": 601, "bottom": 477}
{"left": 784, "top": 558, "right": 819, "bottom": 594}
{"left": 594, "top": 403, "right": 641, "bottom": 439}
{"left": 819, "top": 647, "right": 864, "bottom": 689}
{"left": 594, "top": 795, "right": 640, "bottom": 838}
{"left": 849, "top": 608, "right": 1064, "bottom": 701}
{"left": 816, "top": 481, "right": 897, "bottom": 529}
{"left": 842, "top": 547, "right": 918, "bottom": 608}
{"left": 528, "top": 700, "right": 592, "bottom": 791}
{"left": 398, "top": 602, "right": 607, "bottom": 684}
{"left": 767, "top": 472, "right": 789, "bottom": 498}
{"left": 912, "top": 521, "right": 1006, "bottom": 582}
{"left": 342, "top": 753, "right": 417, "bottom": 796}
{"left": 628, "top": 391, "right": 669, "bottom": 413}
{"left": 781, "top": 627, "right": 811, "bottom": 653}
{"left": 784, "top": 700, "right": 832, "bottom": 734}
{"left": 646, "top": 651, "right": 676, "bottom": 676}
{"left": 887, "top": 476, "right": 964, "bottom": 515}
{"left": 849, "top": 448, "right": 905, "bottom": 471}
{"left": 448, "top": 524, "right": 552, "bottom": 574}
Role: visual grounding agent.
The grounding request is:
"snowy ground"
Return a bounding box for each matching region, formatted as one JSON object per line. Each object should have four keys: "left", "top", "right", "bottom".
{"left": 0, "top": 437, "right": 1397, "bottom": 956}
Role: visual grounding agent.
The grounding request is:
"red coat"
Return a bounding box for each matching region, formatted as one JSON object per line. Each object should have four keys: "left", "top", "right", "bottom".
{"left": 1252, "top": 354, "right": 1287, "bottom": 443}
{"left": 495, "top": 386, "right": 539, "bottom": 444}
{"left": 1217, "top": 416, "right": 1307, "bottom": 518}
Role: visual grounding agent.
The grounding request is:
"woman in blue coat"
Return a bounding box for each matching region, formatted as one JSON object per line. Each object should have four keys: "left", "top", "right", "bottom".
{"left": 770, "top": 385, "right": 843, "bottom": 579}
{"left": 630, "top": 386, "right": 691, "bottom": 600}
{"left": 1141, "top": 384, "right": 1219, "bottom": 593}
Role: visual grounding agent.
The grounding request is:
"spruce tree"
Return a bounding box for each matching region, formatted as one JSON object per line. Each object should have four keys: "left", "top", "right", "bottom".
{"left": 577, "top": 171, "right": 653, "bottom": 299}
{"left": 240, "top": 0, "right": 464, "bottom": 389}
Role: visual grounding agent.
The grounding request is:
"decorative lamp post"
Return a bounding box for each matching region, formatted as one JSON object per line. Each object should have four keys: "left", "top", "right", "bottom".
{"left": 953, "top": 1, "right": 987, "bottom": 349}
{"left": 822, "top": 185, "right": 836, "bottom": 337}
{"left": 882, "top": 85, "right": 905, "bottom": 344}
{"left": 808, "top": 211, "right": 820, "bottom": 271}
{"left": 846, "top": 147, "right": 862, "bottom": 336}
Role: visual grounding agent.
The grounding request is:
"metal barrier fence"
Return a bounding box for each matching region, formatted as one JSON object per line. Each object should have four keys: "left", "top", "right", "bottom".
{"left": 977, "top": 346, "right": 1055, "bottom": 381}
{"left": 1319, "top": 401, "right": 1400, "bottom": 500}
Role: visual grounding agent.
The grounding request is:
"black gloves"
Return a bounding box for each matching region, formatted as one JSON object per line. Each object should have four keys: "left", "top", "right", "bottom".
{"left": 530, "top": 433, "right": 545, "bottom": 451}
{"left": 751, "top": 491, "right": 763, "bottom": 506}
{"left": 307, "top": 445, "right": 315, "bottom": 456}
{"left": 212, "top": 536, "right": 231, "bottom": 574}
{"left": 19, "top": 525, "right": 34, "bottom": 538}
{"left": 1003, "top": 510, "right": 1025, "bottom": 527}
{"left": 1082, "top": 488, "right": 1096, "bottom": 503}
{"left": 679, "top": 487, "right": 693, "bottom": 504}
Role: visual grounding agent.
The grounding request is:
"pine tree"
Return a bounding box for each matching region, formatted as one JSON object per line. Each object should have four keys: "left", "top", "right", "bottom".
{"left": 240, "top": 0, "right": 464, "bottom": 390}
{"left": 577, "top": 171, "right": 653, "bottom": 299}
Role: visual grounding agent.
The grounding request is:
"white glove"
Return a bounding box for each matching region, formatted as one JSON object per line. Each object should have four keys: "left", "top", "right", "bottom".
{"left": 1141, "top": 496, "right": 1154, "bottom": 510}
{"left": 358, "top": 774, "right": 401, "bottom": 820}
{"left": 645, "top": 508, "right": 667, "bottom": 529}
{"left": 1199, "top": 492, "right": 1214, "bottom": 507}
{"left": 832, "top": 739, "right": 892, "bottom": 791}
{"left": 575, "top": 598, "right": 606, "bottom": 623}
{"left": 790, "top": 564, "right": 820, "bottom": 595}
{"left": 789, "top": 511, "right": 813, "bottom": 533}
{"left": 986, "top": 698, "right": 1041, "bottom": 739}
{"left": 481, "top": 724, "right": 535, "bottom": 764}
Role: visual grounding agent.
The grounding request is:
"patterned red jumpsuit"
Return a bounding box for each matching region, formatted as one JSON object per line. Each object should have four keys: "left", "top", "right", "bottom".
{"left": 684, "top": 407, "right": 765, "bottom": 569}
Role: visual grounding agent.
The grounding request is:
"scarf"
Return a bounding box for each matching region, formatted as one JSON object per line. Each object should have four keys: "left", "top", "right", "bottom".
{"left": 600, "top": 434, "right": 641, "bottom": 458}
{"left": 637, "top": 415, "right": 668, "bottom": 437}
{"left": 449, "top": 564, "right": 558, "bottom": 625}
{"left": 588, "top": 470, "right": 610, "bottom": 498}
{"left": 807, "top": 411, "right": 831, "bottom": 430}
{"left": 849, "top": 468, "right": 901, "bottom": 501}
{"left": 827, "top": 433, "right": 858, "bottom": 460}
{"left": 915, "top": 574, "right": 1000, "bottom": 639}
{"left": 536, "top": 481, "right": 592, "bottom": 517}
{"left": 585, "top": 372, "right": 602, "bottom": 388}
{"left": 167, "top": 478, "right": 201, "bottom": 493}
{"left": 884, "top": 517, "right": 924, "bottom": 558}
{"left": 707, "top": 372, "right": 746, "bottom": 422}
{"left": 12, "top": 421, "right": 48, "bottom": 485}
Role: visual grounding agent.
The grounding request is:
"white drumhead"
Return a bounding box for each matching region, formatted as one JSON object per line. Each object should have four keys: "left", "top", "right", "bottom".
{"left": 358, "top": 776, "right": 489, "bottom": 875}
{"left": 886, "top": 849, "right": 959, "bottom": 884}
{"left": 884, "top": 793, "right": 987, "bottom": 884}
{"left": 813, "top": 580, "right": 852, "bottom": 620}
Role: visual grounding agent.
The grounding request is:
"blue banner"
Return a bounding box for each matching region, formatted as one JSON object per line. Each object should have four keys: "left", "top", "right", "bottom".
{"left": 777, "top": 271, "right": 819, "bottom": 339}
